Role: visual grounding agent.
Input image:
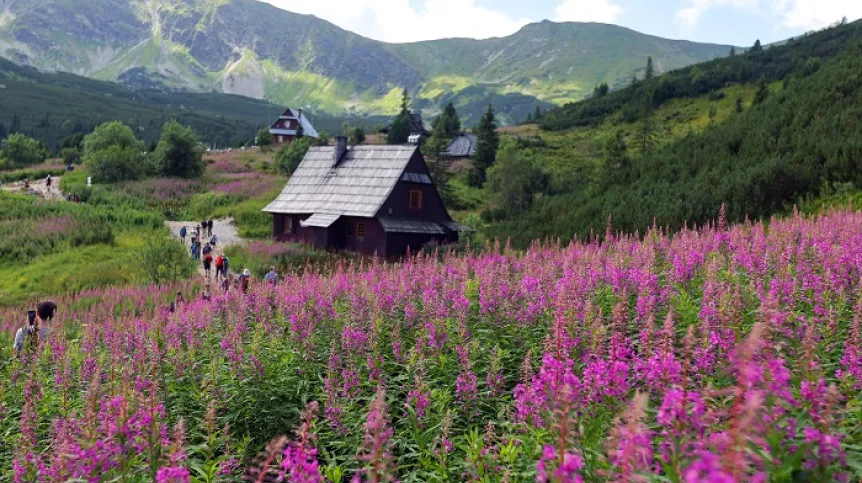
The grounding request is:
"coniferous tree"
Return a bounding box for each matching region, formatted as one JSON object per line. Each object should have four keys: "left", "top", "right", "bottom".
{"left": 753, "top": 78, "right": 769, "bottom": 105}
{"left": 534, "top": 105, "right": 544, "bottom": 122}
{"left": 640, "top": 57, "right": 657, "bottom": 154}
{"left": 469, "top": 104, "right": 499, "bottom": 188}
{"left": 0, "top": 122, "right": 6, "bottom": 141}
{"left": 387, "top": 89, "right": 412, "bottom": 145}
{"left": 735, "top": 97, "right": 744, "bottom": 113}
{"left": 525, "top": 112, "right": 534, "bottom": 124}
{"left": 645, "top": 56, "right": 655, "bottom": 81}
{"left": 9, "top": 114, "right": 21, "bottom": 134}
{"left": 729, "top": 46, "right": 736, "bottom": 56}
{"left": 441, "top": 102, "right": 461, "bottom": 137}
{"left": 424, "top": 119, "right": 454, "bottom": 204}
{"left": 751, "top": 39, "right": 763, "bottom": 52}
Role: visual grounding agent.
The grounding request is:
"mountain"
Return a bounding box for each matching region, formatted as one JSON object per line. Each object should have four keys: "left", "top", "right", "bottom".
{"left": 0, "top": 56, "right": 372, "bottom": 150}
{"left": 0, "top": 0, "right": 734, "bottom": 125}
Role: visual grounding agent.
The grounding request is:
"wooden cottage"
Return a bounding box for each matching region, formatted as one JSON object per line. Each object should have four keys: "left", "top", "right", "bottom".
{"left": 269, "top": 107, "right": 319, "bottom": 145}
{"left": 440, "top": 133, "right": 477, "bottom": 160}
{"left": 263, "top": 137, "right": 469, "bottom": 257}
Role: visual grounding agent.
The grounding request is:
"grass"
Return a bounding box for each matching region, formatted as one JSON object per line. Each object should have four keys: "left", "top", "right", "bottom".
{"left": 0, "top": 229, "right": 152, "bottom": 305}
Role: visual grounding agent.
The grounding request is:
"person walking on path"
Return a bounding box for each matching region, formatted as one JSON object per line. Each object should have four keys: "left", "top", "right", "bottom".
{"left": 208, "top": 220, "right": 214, "bottom": 237}
{"left": 13, "top": 301, "right": 57, "bottom": 358}
{"left": 201, "top": 219, "right": 208, "bottom": 237}
{"left": 203, "top": 252, "right": 213, "bottom": 279}
{"left": 238, "top": 269, "right": 252, "bottom": 294}
{"left": 210, "top": 234, "right": 218, "bottom": 248}
{"left": 202, "top": 243, "right": 213, "bottom": 257}
{"left": 180, "top": 226, "right": 187, "bottom": 245}
{"left": 221, "top": 254, "right": 230, "bottom": 280}
{"left": 191, "top": 242, "right": 200, "bottom": 261}
{"left": 264, "top": 266, "right": 280, "bottom": 286}
{"left": 215, "top": 254, "right": 224, "bottom": 283}
{"left": 46, "top": 175, "right": 52, "bottom": 190}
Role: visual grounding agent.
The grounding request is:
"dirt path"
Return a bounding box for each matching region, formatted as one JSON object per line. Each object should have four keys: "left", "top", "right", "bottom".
{"left": 1, "top": 176, "right": 64, "bottom": 200}
{"left": 166, "top": 218, "right": 244, "bottom": 281}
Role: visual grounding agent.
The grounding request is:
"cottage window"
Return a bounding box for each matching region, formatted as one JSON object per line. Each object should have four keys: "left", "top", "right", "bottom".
{"left": 346, "top": 222, "right": 355, "bottom": 237}
{"left": 283, "top": 216, "right": 293, "bottom": 234}
{"left": 356, "top": 223, "right": 365, "bottom": 240}
{"left": 409, "top": 190, "right": 423, "bottom": 211}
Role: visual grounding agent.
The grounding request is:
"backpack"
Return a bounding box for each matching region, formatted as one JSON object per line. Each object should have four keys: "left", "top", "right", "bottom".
{"left": 216, "top": 256, "right": 224, "bottom": 267}
{"left": 180, "top": 227, "right": 187, "bottom": 236}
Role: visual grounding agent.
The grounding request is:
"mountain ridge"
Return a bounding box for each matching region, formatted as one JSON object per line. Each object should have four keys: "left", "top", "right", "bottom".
{"left": 0, "top": 0, "right": 735, "bottom": 124}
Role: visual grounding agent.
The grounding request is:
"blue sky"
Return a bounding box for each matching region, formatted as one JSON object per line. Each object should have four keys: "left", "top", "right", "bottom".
{"left": 264, "top": 0, "right": 862, "bottom": 45}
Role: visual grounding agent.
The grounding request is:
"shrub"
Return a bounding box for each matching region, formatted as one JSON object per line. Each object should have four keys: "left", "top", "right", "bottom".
{"left": 154, "top": 121, "right": 205, "bottom": 178}
{"left": 1, "top": 133, "right": 48, "bottom": 168}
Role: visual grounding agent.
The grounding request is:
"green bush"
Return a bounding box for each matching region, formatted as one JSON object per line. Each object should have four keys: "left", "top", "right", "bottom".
{"left": 1, "top": 133, "right": 49, "bottom": 168}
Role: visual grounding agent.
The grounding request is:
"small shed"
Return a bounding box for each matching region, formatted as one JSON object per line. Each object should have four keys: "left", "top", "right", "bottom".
{"left": 440, "top": 133, "right": 477, "bottom": 160}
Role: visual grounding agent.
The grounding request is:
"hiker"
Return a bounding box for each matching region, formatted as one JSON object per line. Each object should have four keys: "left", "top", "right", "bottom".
{"left": 203, "top": 252, "right": 213, "bottom": 279}
{"left": 221, "top": 254, "right": 230, "bottom": 280}
{"left": 201, "top": 219, "right": 208, "bottom": 237}
{"left": 210, "top": 233, "right": 218, "bottom": 247}
{"left": 264, "top": 266, "right": 280, "bottom": 286}
{"left": 222, "top": 274, "right": 233, "bottom": 292}
{"left": 13, "top": 301, "right": 57, "bottom": 358}
{"left": 215, "top": 254, "right": 224, "bottom": 282}
{"left": 179, "top": 226, "right": 187, "bottom": 244}
{"left": 46, "top": 175, "right": 52, "bottom": 189}
{"left": 191, "top": 242, "right": 200, "bottom": 261}
{"left": 202, "top": 243, "right": 213, "bottom": 256}
{"left": 169, "top": 292, "right": 185, "bottom": 314}
{"left": 23, "top": 178, "right": 29, "bottom": 189}
{"left": 201, "top": 283, "right": 212, "bottom": 302}
{"left": 238, "top": 269, "right": 252, "bottom": 294}
{"left": 208, "top": 220, "right": 214, "bottom": 238}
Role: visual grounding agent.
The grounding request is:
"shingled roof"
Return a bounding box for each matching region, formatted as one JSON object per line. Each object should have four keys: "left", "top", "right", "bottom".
{"left": 441, "top": 133, "right": 477, "bottom": 158}
{"left": 379, "top": 112, "right": 430, "bottom": 136}
{"left": 263, "top": 145, "right": 417, "bottom": 218}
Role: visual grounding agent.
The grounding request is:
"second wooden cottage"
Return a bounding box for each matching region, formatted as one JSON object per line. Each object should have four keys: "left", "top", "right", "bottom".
{"left": 263, "top": 136, "right": 469, "bottom": 257}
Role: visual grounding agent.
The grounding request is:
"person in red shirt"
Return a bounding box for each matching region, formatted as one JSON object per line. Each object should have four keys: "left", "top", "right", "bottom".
{"left": 203, "top": 253, "right": 213, "bottom": 280}
{"left": 215, "top": 255, "right": 224, "bottom": 282}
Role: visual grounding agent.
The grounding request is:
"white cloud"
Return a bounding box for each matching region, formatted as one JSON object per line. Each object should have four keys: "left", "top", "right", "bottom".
{"left": 676, "top": 0, "right": 862, "bottom": 31}
{"left": 261, "top": 0, "right": 533, "bottom": 43}
{"left": 554, "top": 0, "right": 622, "bottom": 23}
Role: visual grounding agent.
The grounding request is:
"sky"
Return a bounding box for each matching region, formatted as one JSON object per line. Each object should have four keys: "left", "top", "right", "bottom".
{"left": 261, "top": 0, "right": 862, "bottom": 46}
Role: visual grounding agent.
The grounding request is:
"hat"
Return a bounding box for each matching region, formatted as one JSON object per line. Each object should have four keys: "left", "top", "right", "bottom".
{"left": 243, "top": 269, "right": 251, "bottom": 277}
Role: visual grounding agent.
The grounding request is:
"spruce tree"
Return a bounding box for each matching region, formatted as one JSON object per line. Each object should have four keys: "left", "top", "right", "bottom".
{"left": 387, "top": 89, "right": 412, "bottom": 145}
{"left": 469, "top": 104, "right": 499, "bottom": 188}
{"left": 534, "top": 105, "right": 544, "bottom": 122}
{"left": 424, "top": 119, "right": 454, "bottom": 204}
{"left": 296, "top": 120, "right": 305, "bottom": 138}
{"left": 753, "top": 79, "right": 769, "bottom": 105}
{"left": 751, "top": 39, "right": 762, "bottom": 53}
{"left": 9, "top": 114, "right": 21, "bottom": 134}
{"left": 729, "top": 46, "right": 736, "bottom": 56}
{"left": 442, "top": 102, "right": 461, "bottom": 137}
{"left": 645, "top": 56, "right": 655, "bottom": 81}
{"left": 0, "top": 122, "right": 6, "bottom": 140}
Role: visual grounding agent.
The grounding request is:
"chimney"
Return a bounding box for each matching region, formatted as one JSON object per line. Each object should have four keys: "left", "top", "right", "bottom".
{"left": 333, "top": 136, "right": 348, "bottom": 165}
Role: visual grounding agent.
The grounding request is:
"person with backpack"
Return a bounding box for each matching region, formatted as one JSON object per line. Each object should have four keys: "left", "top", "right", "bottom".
{"left": 221, "top": 255, "right": 230, "bottom": 280}
{"left": 201, "top": 219, "right": 208, "bottom": 237}
{"left": 238, "top": 269, "right": 251, "bottom": 294}
{"left": 179, "top": 226, "right": 187, "bottom": 245}
{"left": 203, "top": 252, "right": 213, "bottom": 279}
{"left": 13, "top": 301, "right": 57, "bottom": 358}
{"left": 210, "top": 234, "right": 218, "bottom": 247}
{"left": 191, "top": 242, "right": 200, "bottom": 261}
{"left": 208, "top": 220, "right": 215, "bottom": 237}
{"left": 202, "top": 243, "right": 213, "bottom": 257}
{"left": 264, "top": 266, "right": 280, "bottom": 286}
{"left": 215, "top": 254, "right": 225, "bottom": 282}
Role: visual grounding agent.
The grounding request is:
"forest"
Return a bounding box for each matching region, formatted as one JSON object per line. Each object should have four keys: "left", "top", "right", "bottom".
{"left": 483, "top": 19, "right": 862, "bottom": 246}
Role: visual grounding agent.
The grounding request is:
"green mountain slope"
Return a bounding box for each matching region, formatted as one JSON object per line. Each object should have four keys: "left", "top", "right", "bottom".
{"left": 0, "top": 57, "right": 362, "bottom": 149}
{"left": 0, "top": 0, "right": 733, "bottom": 124}
{"left": 483, "top": 20, "right": 862, "bottom": 246}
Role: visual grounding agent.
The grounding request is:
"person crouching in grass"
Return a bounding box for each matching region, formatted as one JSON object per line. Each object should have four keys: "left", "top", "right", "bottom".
{"left": 13, "top": 301, "right": 57, "bottom": 359}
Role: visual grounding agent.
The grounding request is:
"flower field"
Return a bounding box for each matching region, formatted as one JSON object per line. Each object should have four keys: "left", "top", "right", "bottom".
{"left": 1, "top": 207, "right": 861, "bottom": 482}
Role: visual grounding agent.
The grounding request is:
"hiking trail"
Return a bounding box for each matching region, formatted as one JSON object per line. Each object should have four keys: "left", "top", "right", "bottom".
{"left": 166, "top": 218, "right": 245, "bottom": 280}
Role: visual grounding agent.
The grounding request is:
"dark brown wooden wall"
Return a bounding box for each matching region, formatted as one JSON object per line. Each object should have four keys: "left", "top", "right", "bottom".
{"left": 378, "top": 152, "right": 452, "bottom": 221}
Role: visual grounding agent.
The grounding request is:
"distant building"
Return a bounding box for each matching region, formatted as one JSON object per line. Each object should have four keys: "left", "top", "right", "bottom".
{"left": 269, "top": 107, "right": 319, "bottom": 145}
{"left": 379, "top": 112, "right": 431, "bottom": 139}
{"left": 440, "top": 133, "right": 477, "bottom": 160}
{"left": 263, "top": 136, "right": 470, "bottom": 257}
